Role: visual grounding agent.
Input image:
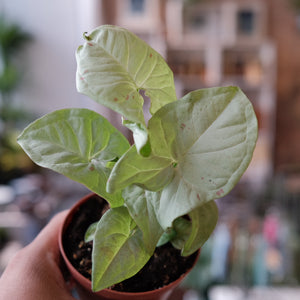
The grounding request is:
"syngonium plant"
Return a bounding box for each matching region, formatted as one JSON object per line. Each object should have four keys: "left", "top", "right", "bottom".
{"left": 17, "top": 25, "right": 258, "bottom": 291}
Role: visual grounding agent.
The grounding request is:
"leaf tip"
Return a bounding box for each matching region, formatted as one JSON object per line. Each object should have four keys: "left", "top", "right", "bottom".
{"left": 138, "top": 139, "right": 151, "bottom": 157}
{"left": 83, "top": 31, "right": 92, "bottom": 41}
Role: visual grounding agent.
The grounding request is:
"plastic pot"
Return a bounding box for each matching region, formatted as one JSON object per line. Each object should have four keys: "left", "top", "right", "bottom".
{"left": 59, "top": 193, "right": 200, "bottom": 300}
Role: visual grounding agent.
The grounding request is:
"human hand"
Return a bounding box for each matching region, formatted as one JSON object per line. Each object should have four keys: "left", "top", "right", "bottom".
{"left": 0, "top": 211, "right": 76, "bottom": 300}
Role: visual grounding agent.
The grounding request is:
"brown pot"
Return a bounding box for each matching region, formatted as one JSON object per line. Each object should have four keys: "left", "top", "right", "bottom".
{"left": 59, "top": 193, "right": 200, "bottom": 300}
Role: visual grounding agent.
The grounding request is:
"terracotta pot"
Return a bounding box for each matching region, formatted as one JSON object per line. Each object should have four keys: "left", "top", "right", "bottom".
{"left": 59, "top": 193, "right": 200, "bottom": 300}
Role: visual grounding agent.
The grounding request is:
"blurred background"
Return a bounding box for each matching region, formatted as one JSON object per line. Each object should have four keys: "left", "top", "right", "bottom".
{"left": 0, "top": 0, "right": 300, "bottom": 299}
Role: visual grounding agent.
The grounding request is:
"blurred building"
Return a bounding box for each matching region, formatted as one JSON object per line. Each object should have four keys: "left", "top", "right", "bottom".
{"left": 2, "top": 0, "right": 300, "bottom": 188}
{"left": 268, "top": 0, "right": 300, "bottom": 178}
{"left": 95, "top": 0, "right": 277, "bottom": 189}
{"left": 165, "top": 0, "right": 276, "bottom": 189}
{"left": 96, "top": 0, "right": 300, "bottom": 191}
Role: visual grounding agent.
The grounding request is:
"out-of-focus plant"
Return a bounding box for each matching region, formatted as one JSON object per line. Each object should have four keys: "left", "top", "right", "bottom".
{"left": 0, "top": 16, "right": 31, "bottom": 107}
{"left": 0, "top": 16, "right": 33, "bottom": 183}
{"left": 291, "top": 0, "right": 300, "bottom": 11}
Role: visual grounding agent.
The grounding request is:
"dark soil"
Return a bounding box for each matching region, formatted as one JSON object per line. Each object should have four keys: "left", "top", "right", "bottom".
{"left": 63, "top": 194, "right": 198, "bottom": 293}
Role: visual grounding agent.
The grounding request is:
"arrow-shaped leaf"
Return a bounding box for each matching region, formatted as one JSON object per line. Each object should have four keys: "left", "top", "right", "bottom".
{"left": 107, "top": 145, "right": 174, "bottom": 193}
{"left": 92, "top": 206, "right": 150, "bottom": 291}
{"left": 149, "top": 86, "right": 258, "bottom": 228}
{"left": 106, "top": 86, "right": 257, "bottom": 227}
{"left": 17, "top": 108, "right": 130, "bottom": 207}
{"left": 76, "top": 25, "right": 177, "bottom": 153}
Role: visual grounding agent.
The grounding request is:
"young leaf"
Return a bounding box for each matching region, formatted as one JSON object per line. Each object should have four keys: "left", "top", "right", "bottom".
{"left": 84, "top": 222, "right": 97, "bottom": 243}
{"left": 17, "top": 108, "right": 130, "bottom": 207}
{"left": 76, "top": 25, "right": 177, "bottom": 153}
{"left": 122, "top": 119, "right": 151, "bottom": 157}
{"left": 171, "top": 200, "right": 218, "bottom": 256}
{"left": 122, "top": 185, "right": 164, "bottom": 253}
{"left": 156, "top": 228, "right": 177, "bottom": 247}
{"left": 92, "top": 206, "right": 151, "bottom": 291}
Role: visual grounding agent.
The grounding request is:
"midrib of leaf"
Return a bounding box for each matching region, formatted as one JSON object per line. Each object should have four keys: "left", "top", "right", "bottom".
{"left": 94, "top": 42, "right": 137, "bottom": 88}
{"left": 132, "top": 43, "right": 148, "bottom": 84}
{"left": 93, "top": 80, "right": 137, "bottom": 91}
{"left": 41, "top": 118, "right": 108, "bottom": 165}
{"left": 39, "top": 140, "right": 88, "bottom": 165}
{"left": 132, "top": 166, "right": 173, "bottom": 177}
{"left": 43, "top": 121, "right": 85, "bottom": 160}
{"left": 94, "top": 234, "right": 127, "bottom": 286}
{"left": 145, "top": 81, "right": 176, "bottom": 104}
{"left": 181, "top": 99, "right": 234, "bottom": 157}
{"left": 86, "top": 118, "right": 94, "bottom": 159}
{"left": 175, "top": 102, "right": 248, "bottom": 196}
{"left": 175, "top": 116, "right": 250, "bottom": 200}
{"left": 94, "top": 218, "right": 140, "bottom": 283}
{"left": 124, "top": 32, "right": 130, "bottom": 71}
{"left": 89, "top": 121, "right": 110, "bottom": 160}
{"left": 143, "top": 69, "right": 172, "bottom": 86}
{"left": 137, "top": 53, "right": 158, "bottom": 88}
{"left": 151, "top": 118, "right": 177, "bottom": 161}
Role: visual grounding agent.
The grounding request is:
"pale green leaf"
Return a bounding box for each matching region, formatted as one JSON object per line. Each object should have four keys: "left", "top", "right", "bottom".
{"left": 122, "top": 185, "right": 164, "bottom": 253}
{"left": 92, "top": 207, "right": 150, "bottom": 291}
{"left": 148, "top": 86, "right": 257, "bottom": 228}
{"left": 109, "top": 86, "right": 257, "bottom": 228}
{"left": 76, "top": 25, "right": 177, "bottom": 152}
{"left": 17, "top": 108, "right": 130, "bottom": 207}
{"left": 107, "top": 145, "right": 174, "bottom": 193}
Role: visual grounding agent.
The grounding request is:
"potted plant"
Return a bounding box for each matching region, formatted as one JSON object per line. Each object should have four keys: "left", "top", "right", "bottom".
{"left": 17, "top": 25, "right": 258, "bottom": 299}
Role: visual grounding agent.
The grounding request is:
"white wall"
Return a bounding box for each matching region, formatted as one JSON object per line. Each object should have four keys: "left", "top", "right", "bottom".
{"left": 0, "top": 0, "right": 104, "bottom": 117}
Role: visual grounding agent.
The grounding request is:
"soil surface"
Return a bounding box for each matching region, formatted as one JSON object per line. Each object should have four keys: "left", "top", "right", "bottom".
{"left": 63, "top": 194, "right": 198, "bottom": 293}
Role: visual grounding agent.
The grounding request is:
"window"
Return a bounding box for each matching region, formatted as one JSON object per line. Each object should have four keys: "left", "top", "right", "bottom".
{"left": 237, "top": 10, "right": 255, "bottom": 34}
{"left": 190, "top": 14, "right": 206, "bottom": 29}
{"left": 184, "top": 7, "right": 207, "bottom": 32}
{"left": 130, "top": 0, "right": 145, "bottom": 14}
